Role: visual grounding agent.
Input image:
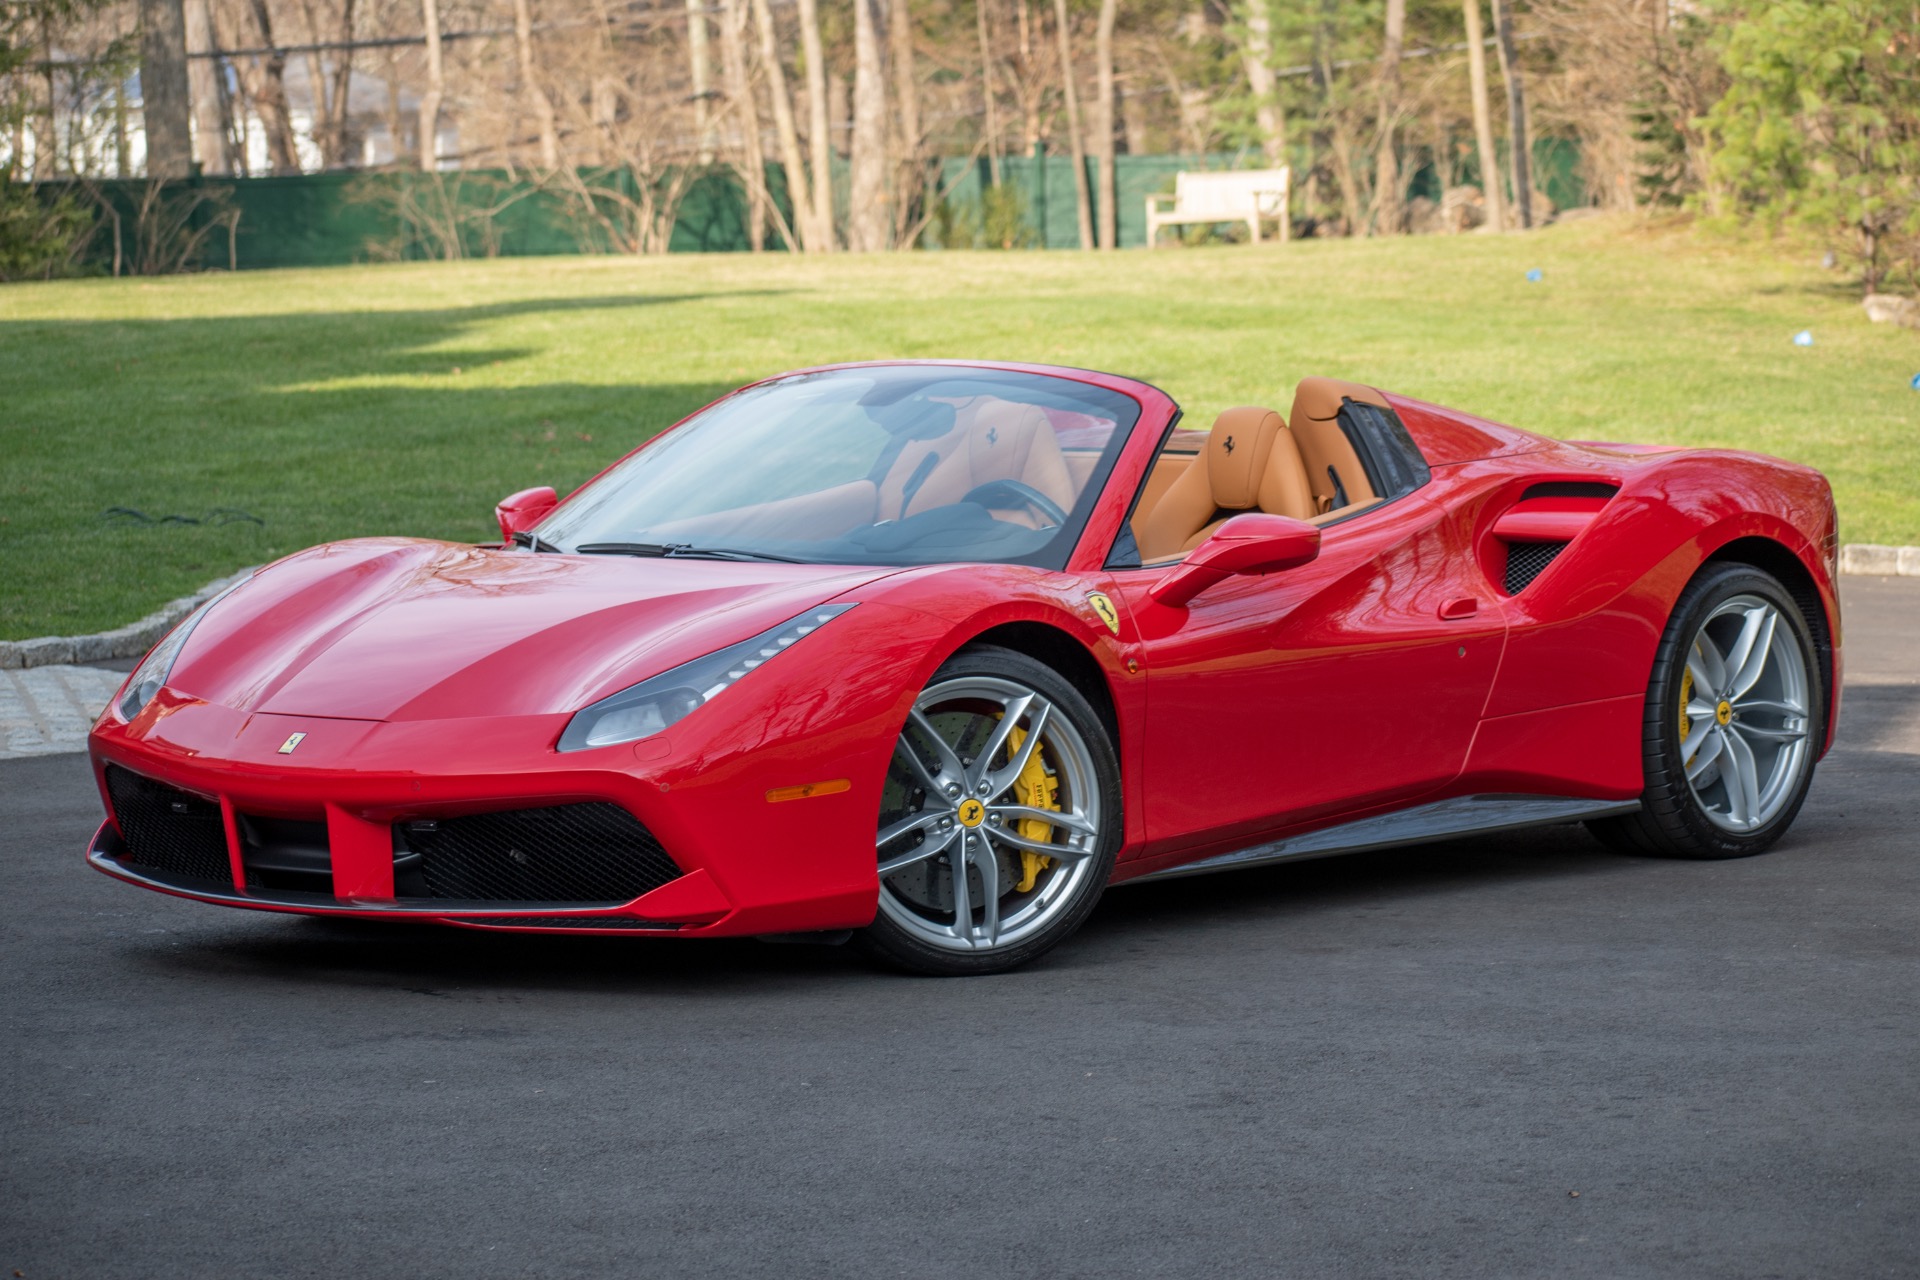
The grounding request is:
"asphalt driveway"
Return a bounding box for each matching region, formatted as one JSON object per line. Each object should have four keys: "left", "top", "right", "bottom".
{"left": 4, "top": 578, "right": 1916, "bottom": 1279}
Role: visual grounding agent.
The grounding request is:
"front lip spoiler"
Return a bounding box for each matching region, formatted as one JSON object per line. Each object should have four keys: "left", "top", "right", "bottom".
{"left": 85, "top": 821, "right": 680, "bottom": 926}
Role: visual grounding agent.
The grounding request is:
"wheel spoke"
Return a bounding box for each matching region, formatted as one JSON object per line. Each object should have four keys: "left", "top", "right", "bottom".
{"left": 1733, "top": 721, "right": 1805, "bottom": 744}
{"left": 1736, "top": 697, "right": 1806, "bottom": 718}
{"left": 970, "top": 692, "right": 1042, "bottom": 789}
{"left": 904, "top": 708, "right": 966, "bottom": 790}
{"left": 1689, "top": 630, "right": 1728, "bottom": 699}
{"left": 946, "top": 829, "right": 973, "bottom": 946}
{"left": 1685, "top": 725, "right": 1726, "bottom": 782}
{"left": 876, "top": 809, "right": 944, "bottom": 852}
{"left": 878, "top": 824, "right": 959, "bottom": 876}
{"left": 986, "top": 824, "right": 1093, "bottom": 860}
{"left": 988, "top": 804, "right": 1098, "bottom": 837}
{"left": 981, "top": 702, "right": 1052, "bottom": 799}
{"left": 1721, "top": 727, "right": 1762, "bottom": 828}
{"left": 1726, "top": 606, "right": 1778, "bottom": 700}
{"left": 971, "top": 833, "right": 1001, "bottom": 946}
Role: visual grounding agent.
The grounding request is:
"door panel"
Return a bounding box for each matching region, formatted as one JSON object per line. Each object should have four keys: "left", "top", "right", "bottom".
{"left": 1108, "top": 494, "right": 1507, "bottom": 856}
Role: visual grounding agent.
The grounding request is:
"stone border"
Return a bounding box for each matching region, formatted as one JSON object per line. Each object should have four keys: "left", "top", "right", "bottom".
{"left": 0, "top": 569, "right": 256, "bottom": 671}
{"left": 2, "top": 543, "right": 1917, "bottom": 671}
{"left": 1838, "top": 544, "right": 1920, "bottom": 577}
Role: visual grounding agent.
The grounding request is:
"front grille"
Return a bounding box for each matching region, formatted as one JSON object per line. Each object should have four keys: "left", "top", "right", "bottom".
{"left": 397, "top": 803, "right": 683, "bottom": 904}
{"left": 1504, "top": 540, "right": 1570, "bottom": 594}
{"left": 104, "top": 766, "right": 232, "bottom": 885}
{"left": 238, "top": 815, "right": 334, "bottom": 895}
{"left": 448, "top": 916, "right": 682, "bottom": 930}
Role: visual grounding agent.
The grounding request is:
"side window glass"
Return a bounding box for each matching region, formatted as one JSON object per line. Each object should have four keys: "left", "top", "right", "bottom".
{"left": 1336, "top": 400, "right": 1431, "bottom": 503}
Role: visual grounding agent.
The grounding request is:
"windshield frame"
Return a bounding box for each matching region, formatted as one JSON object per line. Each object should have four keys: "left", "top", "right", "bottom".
{"left": 533, "top": 361, "right": 1164, "bottom": 573}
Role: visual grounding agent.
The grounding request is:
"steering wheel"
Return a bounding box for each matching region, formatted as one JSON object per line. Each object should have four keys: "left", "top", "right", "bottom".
{"left": 960, "top": 479, "right": 1069, "bottom": 527}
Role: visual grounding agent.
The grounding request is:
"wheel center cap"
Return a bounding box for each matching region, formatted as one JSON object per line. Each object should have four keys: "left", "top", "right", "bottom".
{"left": 1716, "top": 699, "right": 1733, "bottom": 726}
{"left": 956, "top": 798, "right": 986, "bottom": 828}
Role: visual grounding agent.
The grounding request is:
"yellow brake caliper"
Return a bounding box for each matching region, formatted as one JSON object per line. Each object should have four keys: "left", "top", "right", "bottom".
{"left": 1679, "top": 663, "right": 1695, "bottom": 758}
{"left": 1004, "top": 725, "right": 1060, "bottom": 893}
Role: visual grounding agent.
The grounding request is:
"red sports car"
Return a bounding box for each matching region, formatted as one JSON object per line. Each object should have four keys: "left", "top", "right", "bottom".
{"left": 87, "top": 362, "right": 1841, "bottom": 974}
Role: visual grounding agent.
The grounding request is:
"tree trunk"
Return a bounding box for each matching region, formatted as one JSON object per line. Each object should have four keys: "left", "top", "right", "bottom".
{"left": 1093, "top": 0, "right": 1116, "bottom": 250}
{"left": 417, "top": 0, "right": 443, "bottom": 170}
{"left": 795, "top": 0, "right": 835, "bottom": 245}
{"left": 718, "top": 0, "right": 775, "bottom": 250}
{"left": 977, "top": 0, "right": 1000, "bottom": 183}
{"left": 326, "top": 0, "right": 355, "bottom": 166}
{"left": 751, "top": 0, "right": 820, "bottom": 251}
{"left": 381, "top": 48, "right": 406, "bottom": 165}
{"left": 1240, "top": 0, "right": 1284, "bottom": 167}
{"left": 140, "top": 0, "right": 195, "bottom": 178}
{"left": 512, "top": 0, "right": 559, "bottom": 168}
{"left": 685, "top": 0, "right": 716, "bottom": 163}
{"left": 1488, "top": 0, "right": 1530, "bottom": 228}
{"left": 1461, "top": 0, "right": 1504, "bottom": 232}
{"left": 848, "top": 0, "right": 890, "bottom": 251}
{"left": 889, "top": 0, "right": 922, "bottom": 241}
{"left": 1051, "top": 0, "right": 1093, "bottom": 249}
{"left": 1367, "top": 0, "right": 1405, "bottom": 235}
{"left": 183, "top": 0, "right": 230, "bottom": 174}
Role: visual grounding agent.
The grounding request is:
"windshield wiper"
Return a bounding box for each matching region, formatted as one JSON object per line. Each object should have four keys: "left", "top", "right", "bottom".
{"left": 509, "top": 529, "right": 563, "bottom": 553}
{"left": 575, "top": 541, "right": 807, "bottom": 564}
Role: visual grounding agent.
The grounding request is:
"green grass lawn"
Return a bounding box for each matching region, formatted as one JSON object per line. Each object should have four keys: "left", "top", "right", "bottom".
{"left": 2, "top": 216, "right": 1916, "bottom": 640}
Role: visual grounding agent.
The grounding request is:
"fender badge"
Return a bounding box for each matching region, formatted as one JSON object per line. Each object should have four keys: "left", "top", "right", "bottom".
{"left": 1087, "top": 592, "right": 1121, "bottom": 636}
{"left": 277, "top": 732, "right": 307, "bottom": 755}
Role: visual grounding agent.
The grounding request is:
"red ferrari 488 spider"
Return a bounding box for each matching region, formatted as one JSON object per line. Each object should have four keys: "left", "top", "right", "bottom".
{"left": 87, "top": 361, "right": 1841, "bottom": 973}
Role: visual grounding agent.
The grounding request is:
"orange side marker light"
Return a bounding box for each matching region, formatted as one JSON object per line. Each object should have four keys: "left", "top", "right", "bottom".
{"left": 765, "top": 779, "right": 852, "bottom": 804}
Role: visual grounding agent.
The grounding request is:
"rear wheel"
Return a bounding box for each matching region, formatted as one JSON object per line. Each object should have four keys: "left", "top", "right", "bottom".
{"left": 856, "top": 646, "right": 1120, "bottom": 976}
{"left": 1588, "top": 563, "right": 1821, "bottom": 859}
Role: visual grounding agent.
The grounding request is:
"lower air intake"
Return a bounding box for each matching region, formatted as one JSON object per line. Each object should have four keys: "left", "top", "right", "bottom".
{"left": 398, "top": 803, "right": 682, "bottom": 904}
{"left": 105, "top": 765, "right": 232, "bottom": 885}
{"left": 1505, "top": 540, "right": 1570, "bottom": 594}
{"left": 448, "top": 916, "right": 682, "bottom": 930}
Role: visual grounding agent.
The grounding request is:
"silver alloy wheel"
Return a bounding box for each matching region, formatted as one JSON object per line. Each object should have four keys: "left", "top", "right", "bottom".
{"left": 875, "top": 675, "right": 1104, "bottom": 953}
{"left": 1680, "top": 594, "right": 1812, "bottom": 833}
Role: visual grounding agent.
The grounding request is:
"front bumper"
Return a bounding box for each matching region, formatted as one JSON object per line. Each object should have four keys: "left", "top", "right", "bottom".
{"left": 86, "top": 691, "right": 889, "bottom": 937}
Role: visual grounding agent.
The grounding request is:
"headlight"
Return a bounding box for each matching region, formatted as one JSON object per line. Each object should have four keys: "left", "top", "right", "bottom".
{"left": 116, "top": 575, "right": 252, "bottom": 721}
{"left": 557, "top": 604, "right": 855, "bottom": 752}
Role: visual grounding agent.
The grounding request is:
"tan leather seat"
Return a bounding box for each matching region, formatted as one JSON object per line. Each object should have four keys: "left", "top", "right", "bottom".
{"left": 1136, "top": 406, "right": 1319, "bottom": 562}
{"left": 878, "top": 398, "right": 1076, "bottom": 524}
{"left": 1288, "top": 376, "right": 1386, "bottom": 514}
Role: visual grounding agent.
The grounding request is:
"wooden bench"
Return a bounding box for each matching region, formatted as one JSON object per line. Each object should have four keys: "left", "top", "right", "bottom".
{"left": 1145, "top": 167, "right": 1292, "bottom": 246}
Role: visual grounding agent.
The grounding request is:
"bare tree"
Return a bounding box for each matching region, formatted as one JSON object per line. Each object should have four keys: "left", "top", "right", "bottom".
{"left": 140, "top": 0, "right": 194, "bottom": 177}
{"left": 511, "top": 0, "right": 559, "bottom": 168}
{"left": 1367, "top": 0, "right": 1405, "bottom": 234}
{"left": 751, "top": 0, "right": 823, "bottom": 250}
{"left": 416, "top": 0, "right": 442, "bottom": 169}
{"left": 976, "top": 0, "right": 1000, "bottom": 182}
{"left": 889, "top": 0, "right": 922, "bottom": 238}
{"left": 183, "top": 0, "right": 232, "bottom": 173}
{"left": 795, "top": 0, "right": 834, "bottom": 245}
{"left": 1489, "top": 0, "right": 1530, "bottom": 226}
{"left": 234, "top": 0, "right": 300, "bottom": 172}
{"left": 1051, "top": 0, "right": 1092, "bottom": 248}
{"left": 1462, "top": 0, "right": 1504, "bottom": 230}
{"left": 1093, "top": 0, "right": 1115, "bottom": 249}
{"left": 685, "top": 0, "right": 715, "bottom": 162}
{"left": 848, "top": 0, "right": 889, "bottom": 250}
{"left": 1238, "top": 0, "right": 1284, "bottom": 166}
{"left": 717, "top": 0, "right": 782, "bottom": 249}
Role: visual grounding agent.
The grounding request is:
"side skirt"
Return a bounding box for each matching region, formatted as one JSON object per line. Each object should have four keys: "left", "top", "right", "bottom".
{"left": 1126, "top": 793, "right": 1642, "bottom": 885}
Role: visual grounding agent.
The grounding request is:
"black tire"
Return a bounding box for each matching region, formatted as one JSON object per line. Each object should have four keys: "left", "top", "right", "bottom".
{"left": 855, "top": 645, "right": 1122, "bottom": 976}
{"left": 1586, "top": 562, "right": 1823, "bottom": 859}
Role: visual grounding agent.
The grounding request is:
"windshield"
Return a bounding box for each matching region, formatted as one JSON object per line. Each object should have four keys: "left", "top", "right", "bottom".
{"left": 537, "top": 366, "right": 1142, "bottom": 567}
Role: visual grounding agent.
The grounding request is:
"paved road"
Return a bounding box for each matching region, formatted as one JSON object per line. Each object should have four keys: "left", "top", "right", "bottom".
{"left": 5, "top": 580, "right": 1917, "bottom": 1279}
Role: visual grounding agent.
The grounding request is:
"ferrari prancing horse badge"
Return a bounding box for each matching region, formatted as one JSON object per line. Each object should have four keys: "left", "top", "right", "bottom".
{"left": 1087, "top": 592, "right": 1121, "bottom": 636}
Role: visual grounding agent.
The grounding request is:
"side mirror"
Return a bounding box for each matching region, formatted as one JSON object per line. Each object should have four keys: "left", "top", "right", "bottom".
{"left": 496, "top": 486, "right": 559, "bottom": 542}
{"left": 1149, "top": 513, "right": 1320, "bottom": 609}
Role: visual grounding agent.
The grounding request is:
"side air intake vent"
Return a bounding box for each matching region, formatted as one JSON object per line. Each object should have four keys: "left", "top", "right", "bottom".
{"left": 1505, "top": 540, "right": 1570, "bottom": 594}
{"left": 396, "top": 803, "right": 683, "bottom": 904}
{"left": 104, "top": 765, "right": 232, "bottom": 885}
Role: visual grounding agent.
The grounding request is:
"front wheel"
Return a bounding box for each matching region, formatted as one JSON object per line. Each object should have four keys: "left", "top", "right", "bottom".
{"left": 857, "top": 646, "right": 1121, "bottom": 975}
{"left": 1588, "top": 563, "right": 1823, "bottom": 859}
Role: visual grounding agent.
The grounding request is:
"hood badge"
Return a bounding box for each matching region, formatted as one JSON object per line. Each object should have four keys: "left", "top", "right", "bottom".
{"left": 277, "top": 732, "right": 308, "bottom": 755}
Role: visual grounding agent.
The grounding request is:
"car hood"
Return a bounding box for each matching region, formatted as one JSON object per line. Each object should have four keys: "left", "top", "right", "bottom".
{"left": 170, "top": 538, "right": 897, "bottom": 721}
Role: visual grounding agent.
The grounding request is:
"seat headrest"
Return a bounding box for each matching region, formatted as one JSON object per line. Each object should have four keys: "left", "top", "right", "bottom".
{"left": 1288, "top": 376, "right": 1390, "bottom": 433}
{"left": 1207, "top": 407, "right": 1284, "bottom": 510}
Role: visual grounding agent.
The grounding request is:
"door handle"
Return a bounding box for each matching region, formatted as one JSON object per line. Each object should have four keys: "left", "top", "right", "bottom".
{"left": 1438, "top": 597, "right": 1479, "bottom": 620}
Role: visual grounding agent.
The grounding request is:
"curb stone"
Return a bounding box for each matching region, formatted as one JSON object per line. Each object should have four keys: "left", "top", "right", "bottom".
{"left": 2, "top": 545, "right": 1917, "bottom": 672}
{"left": 0, "top": 569, "right": 256, "bottom": 671}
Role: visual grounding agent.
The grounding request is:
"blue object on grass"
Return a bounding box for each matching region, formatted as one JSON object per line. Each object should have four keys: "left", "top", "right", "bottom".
{"left": 1792, "top": 329, "right": 1814, "bottom": 347}
{"left": 1525, "top": 269, "right": 1543, "bottom": 282}
{"left": 1910, "top": 372, "right": 1920, "bottom": 391}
